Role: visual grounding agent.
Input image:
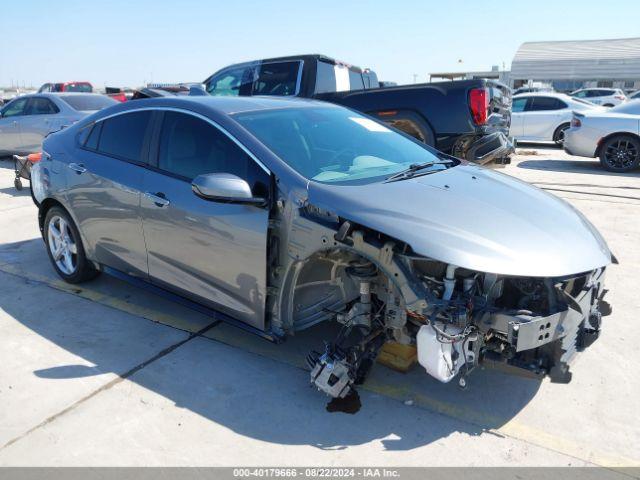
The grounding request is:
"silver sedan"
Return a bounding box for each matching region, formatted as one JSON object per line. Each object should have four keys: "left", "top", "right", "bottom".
{"left": 0, "top": 93, "right": 116, "bottom": 156}
{"left": 564, "top": 100, "right": 640, "bottom": 172}
{"left": 32, "top": 96, "right": 612, "bottom": 398}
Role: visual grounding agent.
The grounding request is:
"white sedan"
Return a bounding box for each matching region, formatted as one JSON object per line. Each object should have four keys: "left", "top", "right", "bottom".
{"left": 564, "top": 100, "right": 640, "bottom": 172}
{"left": 510, "top": 92, "right": 602, "bottom": 145}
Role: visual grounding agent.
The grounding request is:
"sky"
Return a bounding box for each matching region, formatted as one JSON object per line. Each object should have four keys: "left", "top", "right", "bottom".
{"left": 1, "top": 0, "right": 639, "bottom": 89}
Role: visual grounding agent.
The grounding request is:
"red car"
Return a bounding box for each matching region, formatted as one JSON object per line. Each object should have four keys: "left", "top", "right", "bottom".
{"left": 38, "top": 82, "right": 93, "bottom": 93}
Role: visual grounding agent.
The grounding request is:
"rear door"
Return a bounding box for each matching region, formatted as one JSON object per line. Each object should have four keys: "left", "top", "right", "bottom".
{"left": 20, "top": 97, "right": 61, "bottom": 151}
{"left": 521, "top": 96, "right": 567, "bottom": 140}
{"left": 141, "top": 110, "right": 270, "bottom": 329}
{"left": 65, "top": 110, "right": 153, "bottom": 278}
{"left": 0, "top": 97, "right": 28, "bottom": 153}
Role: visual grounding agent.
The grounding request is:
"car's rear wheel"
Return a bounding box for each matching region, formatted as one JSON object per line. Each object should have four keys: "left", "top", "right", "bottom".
{"left": 44, "top": 206, "right": 99, "bottom": 283}
{"left": 553, "top": 123, "right": 570, "bottom": 146}
{"left": 599, "top": 135, "right": 640, "bottom": 172}
{"left": 603, "top": 103, "right": 614, "bottom": 108}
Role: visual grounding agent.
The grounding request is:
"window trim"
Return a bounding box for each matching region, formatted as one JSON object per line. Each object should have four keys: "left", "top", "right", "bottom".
{"left": 78, "top": 107, "right": 270, "bottom": 180}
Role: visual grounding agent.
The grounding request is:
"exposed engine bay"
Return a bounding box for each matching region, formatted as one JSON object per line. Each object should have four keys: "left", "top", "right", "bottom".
{"left": 268, "top": 210, "right": 608, "bottom": 400}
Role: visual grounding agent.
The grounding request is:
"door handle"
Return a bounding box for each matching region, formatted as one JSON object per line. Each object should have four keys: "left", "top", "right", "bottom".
{"left": 68, "top": 163, "right": 87, "bottom": 174}
{"left": 144, "top": 191, "right": 170, "bottom": 207}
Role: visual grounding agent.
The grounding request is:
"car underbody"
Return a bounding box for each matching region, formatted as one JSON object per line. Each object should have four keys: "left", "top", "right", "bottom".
{"left": 267, "top": 198, "right": 608, "bottom": 399}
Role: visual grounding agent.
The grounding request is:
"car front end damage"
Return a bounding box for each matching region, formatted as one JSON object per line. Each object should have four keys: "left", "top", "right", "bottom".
{"left": 266, "top": 167, "right": 612, "bottom": 399}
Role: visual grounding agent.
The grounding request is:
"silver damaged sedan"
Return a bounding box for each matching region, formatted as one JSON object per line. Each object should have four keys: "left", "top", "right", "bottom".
{"left": 31, "top": 96, "right": 613, "bottom": 398}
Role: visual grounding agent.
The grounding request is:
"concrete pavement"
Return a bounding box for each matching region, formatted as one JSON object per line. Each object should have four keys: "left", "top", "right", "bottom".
{"left": 0, "top": 150, "right": 638, "bottom": 467}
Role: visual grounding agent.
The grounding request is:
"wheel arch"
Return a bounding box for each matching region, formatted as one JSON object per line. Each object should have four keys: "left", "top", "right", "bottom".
{"left": 367, "top": 109, "right": 436, "bottom": 147}
{"left": 275, "top": 228, "right": 428, "bottom": 334}
{"left": 595, "top": 131, "right": 640, "bottom": 158}
{"left": 38, "top": 197, "right": 94, "bottom": 262}
{"left": 553, "top": 122, "right": 571, "bottom": 142}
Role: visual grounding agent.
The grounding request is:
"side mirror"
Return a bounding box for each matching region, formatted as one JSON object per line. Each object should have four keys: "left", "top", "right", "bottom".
{"left": 192, "top": 173, "right": 266, "bottom": 206}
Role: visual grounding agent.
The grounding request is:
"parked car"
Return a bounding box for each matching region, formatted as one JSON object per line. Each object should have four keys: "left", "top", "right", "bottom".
{"left": 32, "top": 96, "right": 612, "bottom": 398}
{"left": 38, "top": 82, "right": 93, "bottom": 93}
{"left": 569, "top": 88, "right": 627, "bottom": 107}
{"left": 105, "top": 87, "right": 129, "bottom": 103}
{"left": 203, "top": 54, "right": 514, "bottom": 167}
{"left": 564, "top": 100, "right": 640, "bottom": 172}
{"left": 629, "top": 90, "right": 640, "bottom": 100}
{"left": 510, "top": 92, "right": 602, "bottom": 145}
{"left": 0, "top": 93, "right": 116, "bottom": 156}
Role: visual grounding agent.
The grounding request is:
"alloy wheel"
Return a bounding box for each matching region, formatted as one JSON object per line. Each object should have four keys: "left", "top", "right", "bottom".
{"left": 604, "top": 139, "right": 639, "bottom": 170}
{"left": 47, "top": 215, "right": 78, "bottom": 275}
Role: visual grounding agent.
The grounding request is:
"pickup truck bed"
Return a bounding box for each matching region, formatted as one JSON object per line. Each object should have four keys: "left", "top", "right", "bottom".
{"left": 316, "top": 79, "right": 513, "bottom": 165}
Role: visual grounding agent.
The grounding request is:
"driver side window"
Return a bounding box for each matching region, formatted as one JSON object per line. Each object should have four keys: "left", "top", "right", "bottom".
{"left": 206, "top": 66, "right": 257, "bottom": 97}
{"left": 2, "top": 98, "right": 28, "bottom": 118}
{"left": 157, "top": 111, "right": 269, "bottom": 196}
{"left": 512, "top": 97, "right": 528, "bottom": 112}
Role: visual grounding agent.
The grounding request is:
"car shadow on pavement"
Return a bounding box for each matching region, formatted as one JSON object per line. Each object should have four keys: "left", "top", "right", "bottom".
{"left": 517, "top": 158, "right": 640, "bottom": 178}
{"left": 1, "top": 238, "right": 543, "bottom": 451}
{"left": 0, "top": 186, "right": 31, "bottom": 197}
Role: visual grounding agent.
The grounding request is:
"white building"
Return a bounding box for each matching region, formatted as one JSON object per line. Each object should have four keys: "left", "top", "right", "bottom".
{"left": 510, "top": 37, "right": 640, "bottom": 93}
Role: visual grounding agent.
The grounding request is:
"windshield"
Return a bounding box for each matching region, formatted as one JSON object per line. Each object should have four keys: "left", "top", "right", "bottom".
{"left": 234, "top": 107, "right": 449, "bottom": 184}
{"left": 609, "top": 100, "right": 640, "bottom": 115}
{"left": 60, "top": 95, "right": 117, "bottom": 111}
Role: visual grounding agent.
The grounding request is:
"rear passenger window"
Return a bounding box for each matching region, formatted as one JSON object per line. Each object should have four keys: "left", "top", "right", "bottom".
{"left": 84, "top": 123, "right": 101, "bottom": 150}
{"left": 253, "top": 61, "right": 301, "bottom": 96}
{"left": 348, "top": 70, "right": 365, "bottom": 90}
{"left": 157, "top": 111, "right": 269, "bottom": 195}
{"left": 97, "top": 111, "right": 151, "bottom": 163}
{"left": 26, "top": 98, "right": 59, "bottom": 115}
{"left": 315, "top": 61, "right": 337, "bottom": 94}
{"left": 529, "top": 97, "right": 564, "bottom": 111}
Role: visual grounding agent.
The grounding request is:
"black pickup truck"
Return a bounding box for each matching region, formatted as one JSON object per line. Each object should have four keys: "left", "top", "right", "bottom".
{"left": 203, "top": 54, "right": 514, "bottom": 166}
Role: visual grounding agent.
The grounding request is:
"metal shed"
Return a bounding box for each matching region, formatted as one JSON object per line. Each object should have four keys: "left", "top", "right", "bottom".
{"left": 510, "top": 37, "right": 640, "bottom": 92}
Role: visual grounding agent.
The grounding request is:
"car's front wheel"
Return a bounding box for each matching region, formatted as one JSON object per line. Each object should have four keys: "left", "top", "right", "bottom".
{"left": 44, "top": 206, "right": 99, "bottom": 283}
{"left": 599, "top": 135, "right": 640, "bottom": 172}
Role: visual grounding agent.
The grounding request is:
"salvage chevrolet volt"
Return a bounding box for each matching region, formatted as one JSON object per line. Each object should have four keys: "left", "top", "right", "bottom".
{"left": 32, "top": 96, "right": 613, "bottom": 399}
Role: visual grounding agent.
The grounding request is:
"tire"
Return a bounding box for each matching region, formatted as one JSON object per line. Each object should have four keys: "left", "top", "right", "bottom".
{"left": 599, "top": 135, "right": 640, "bottom": 172}
{"left": 374, "top": 111, "right": 435, "bottom": 146}
{"left": 603, "top": 104, "right": 614, "bottom": 108}
{"left": 44, "top": 206, "right": 99, "bottom": 283}
{"left": 553, "top": 123, "right": 571, "bottom": 146}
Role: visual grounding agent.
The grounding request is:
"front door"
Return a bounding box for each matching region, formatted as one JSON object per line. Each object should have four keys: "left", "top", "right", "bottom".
{"left": 141, "top": 110, "right": 270, "bottom": 329}
{"left": 0, "top": 97, "right": 28, "bottom": 154}
{"left": 509, "top": 97, "right": 527, "bottom": 138}
{"left": 20, "top": 97, "right": 61, "bottom": 152}
{"left": 65, "top": 110, "right": 153, "bottom": 278}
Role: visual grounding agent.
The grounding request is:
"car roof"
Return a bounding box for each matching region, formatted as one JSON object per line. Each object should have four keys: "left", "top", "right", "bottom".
{"left": 17, "top": 92, "right": 105, "bottom": 98}
{"left": 573, "top": 88, "right": 616, "bottom": 92}
{"left": 127, "top": 95, "right": 338, "bottom": 115}
{"left": 513, "top": 92, "right": 570, "bottom": 99}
